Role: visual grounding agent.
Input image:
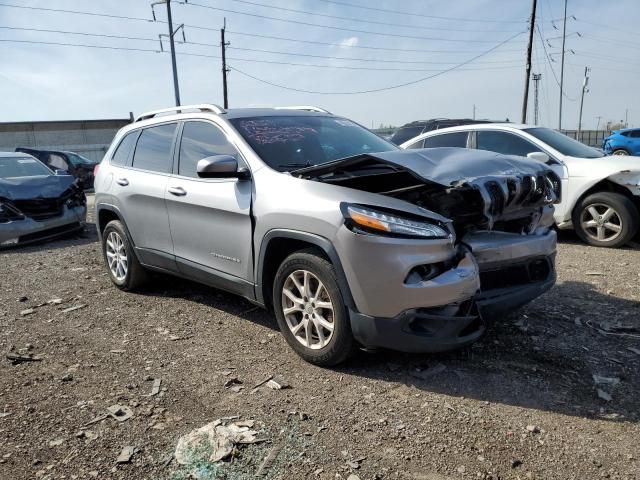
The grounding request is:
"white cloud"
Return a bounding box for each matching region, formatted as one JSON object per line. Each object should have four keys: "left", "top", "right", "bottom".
{"left": 336, "top": 36, "right": 359, "bottom": 49}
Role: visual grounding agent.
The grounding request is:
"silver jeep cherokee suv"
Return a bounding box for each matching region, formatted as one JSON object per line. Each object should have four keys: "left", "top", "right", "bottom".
{"left": 95, "top": 104, "right": 559, "bottom": 366}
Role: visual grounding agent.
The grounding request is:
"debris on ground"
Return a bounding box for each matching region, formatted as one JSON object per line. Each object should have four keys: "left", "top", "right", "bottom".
{"left": 266, "top": 375, "right": 290, "bottom": 390}
{"left": 174, "top": 418, "right": 266, "bottom": 465}
{"left": 526, "top": 425, "right": 540, "bottom": 433}
{"left": 61, "top": 304, "right": 87, "bottom": 314}
{"left": 148, "top": 378, "right": 161, "bottom": 396}
{"left": 20, "top": 308, "right": 35, "bottom": 316}
{"left": 409, "top": 363, "right": 447, "bottom": 380}
{"left": 116, "top": 446, "right": 135, "bottom": 464}
{"left": 592, "top": 375, "right": 621, "bottom": 387}
{"left": 48, "top": 438, "right": 64, "bottom": 447}
{"left": 255, "top": 445, "right": 282, "bottom": 477}
{"left": 585, "top": 271, "right": 605, "bottom": 276}
{"left": 107, "top": 405, "right": 134, "bottom": 422}
{"left": 6, "top": 352, "right": 43, "bottom": 364}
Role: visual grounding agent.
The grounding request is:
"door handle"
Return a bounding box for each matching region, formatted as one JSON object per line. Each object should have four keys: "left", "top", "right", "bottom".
{"left": 168, "top": 186, "right": 187, "bottom": 196}
{"left": 116, "top": 178, "right": 129, "bottom": 186}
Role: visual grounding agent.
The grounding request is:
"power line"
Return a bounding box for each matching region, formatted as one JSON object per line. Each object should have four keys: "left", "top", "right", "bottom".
{"left": 181, "top": 2, "right": 514, "bottom": 43}
{"left": 228, "top": 31, "right": 526, "bottom": 95}
{"left": 0, "top": 37, "right": 523, "bottom": 73}
{"left": 0, "top": 2, "right": 156, "bottom": 24}
{"left": 227, "top": 45, "right": 523, "bottom": 65}
{"left": 226, "top": 30, "right": 526, "bottom": 54}
{"left": 308, "top": 0, "right": 527, "bottom": 24}
{"left": 0, "top": 25, "right": 160, "bottom": 43}
{"left": 199, "top": 0, "right": 523, "bottom": 33}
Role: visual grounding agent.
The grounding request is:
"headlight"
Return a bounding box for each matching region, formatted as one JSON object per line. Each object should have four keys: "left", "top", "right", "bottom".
{"left": 343, "top": 204, "right": 450, "bottom": 239}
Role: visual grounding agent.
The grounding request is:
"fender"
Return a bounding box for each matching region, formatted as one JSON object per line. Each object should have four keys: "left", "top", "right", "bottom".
{"left": 255, "top": 229, "right": 356, "bottom": 309}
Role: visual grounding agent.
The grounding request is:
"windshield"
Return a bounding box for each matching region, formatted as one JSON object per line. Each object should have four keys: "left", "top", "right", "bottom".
{"left": 65, "top": 152, "right": 95, "bottom": 166}
{"left": 524, "top": 127, "right": 604, "bottom": 158}
{"left": 0, "top": 157, "right": 52, "bottom": 178}
{"left": 229, "top": 115, "right": 397, "bottom": 172}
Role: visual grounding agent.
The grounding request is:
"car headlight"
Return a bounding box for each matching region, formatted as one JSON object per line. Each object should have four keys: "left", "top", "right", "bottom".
{"left": 343, "top": 204, "right": 450, "bottom": 239}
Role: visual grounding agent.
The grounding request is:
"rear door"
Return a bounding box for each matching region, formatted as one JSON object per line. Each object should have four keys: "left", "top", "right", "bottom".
{"left": 166, "top": 120, "right": 253, "bottom": 290}
{"left": 113, "top": 122, "right": 178, "bottom": 270}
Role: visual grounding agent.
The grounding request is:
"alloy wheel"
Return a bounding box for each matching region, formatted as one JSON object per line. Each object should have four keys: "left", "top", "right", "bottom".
{"left": 281, "top": 269, "right": 335, "bottom": 350}
{"left": 105, "top": 231, "right": 128, "bottom": 281}
{"left": 580, "top": 203, "right": 623, "bottom": 243}
{"left": 613, "top": 150, "right": 629, "bottom": 156}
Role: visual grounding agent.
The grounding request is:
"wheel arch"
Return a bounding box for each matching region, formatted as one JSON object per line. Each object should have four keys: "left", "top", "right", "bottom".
{"left": 96, "top": 204, "right": 139, "bottom": 252}
{"left": 573, "top": 179, "right": 640, "bottom": 216}
{"left": 256, "top": 230, "right": 355, "bottom": 312}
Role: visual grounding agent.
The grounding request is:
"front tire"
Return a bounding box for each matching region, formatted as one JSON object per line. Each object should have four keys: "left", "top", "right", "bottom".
{"left": 102, "top": 220, "right": 148, "bottom": 290}
{"left": 272, "top": 249, "right": 353, "bottom": 366}
{"left": 572, "top": 192, "right": 639, "bottom": 248}
{"left": 612, "top": 148, "right": 629, "bottom": 156}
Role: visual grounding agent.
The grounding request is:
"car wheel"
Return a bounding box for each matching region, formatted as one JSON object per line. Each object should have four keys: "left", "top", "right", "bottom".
{"left": 102, "top": 220, "right": 148, "bottom": 290}
{"left": 572, "top": 192, "right": 640, "bottom": 248}
{"left": 273, "top": 249, "right": 354, "bottom": 366}
{"left": 612, "top": 149, "right": 629, "bottom": 156}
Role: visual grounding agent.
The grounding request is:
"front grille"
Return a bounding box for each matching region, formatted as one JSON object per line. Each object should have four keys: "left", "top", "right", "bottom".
{"left": 480, "top": 257, "right": 551, "bottom": 291}
{"left": 486, "top": 181, "right": 505, "bottom": 215}
{"left": 19, "top": 222, "right": 81, "bottom": 243}
{"left": 14, "top": 198, "right": 64, "bottom": 221}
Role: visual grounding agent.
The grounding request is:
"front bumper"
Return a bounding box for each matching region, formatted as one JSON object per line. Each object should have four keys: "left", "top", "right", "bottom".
{"left": 344, "top": 229, "right": 557, "bottom": 353}
{"left": 0, "top": 205, "right": 87, "bottom": 248}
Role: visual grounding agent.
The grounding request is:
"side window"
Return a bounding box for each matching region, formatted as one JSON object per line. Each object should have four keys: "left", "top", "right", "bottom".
{"left": 630, "top": 130, "right": 640, "bottom": 138}
{"left": 132, "top": 123, "right": 177, "bottom": 173}
{"left": 406, "top": 139, "right": 425, "bottom": 149}
{"left": 477, "top": 131, "right": 541, "bottom": 157}
{"left": 111, "top": 131, "right": 138, "bottom": 166}
{"left": 178, "top": 121, "right": 238, "bottom": 178}
{"left": 48, "top": 153, "right": 69, "bottom": 171}
{"left": 423, "top": 132, "right": 468, "bottom": 148}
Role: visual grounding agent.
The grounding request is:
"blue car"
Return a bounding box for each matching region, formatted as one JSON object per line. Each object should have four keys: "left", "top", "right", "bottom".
{"left": 602, "top": 128, "right": 640, "bottom": 156}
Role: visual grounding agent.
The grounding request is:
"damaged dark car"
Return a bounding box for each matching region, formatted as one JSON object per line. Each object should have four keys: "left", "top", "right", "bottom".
{"left": 95, "top": 107, "right": 559, "bottom": 366}
{"left": 0, "top": 152, "right": 86, "bottom": 248}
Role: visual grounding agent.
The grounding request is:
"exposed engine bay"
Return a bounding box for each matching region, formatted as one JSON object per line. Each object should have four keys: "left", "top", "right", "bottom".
{"left": 294, "top": 147, "right": 560, "bottom": 237}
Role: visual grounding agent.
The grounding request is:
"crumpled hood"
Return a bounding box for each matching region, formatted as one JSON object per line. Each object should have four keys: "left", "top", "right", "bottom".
{"left": 294, "top": 147, "right": 553, "bottom": 186}
{"left": 0, "top": 175, "right": 77, "bottom": 201}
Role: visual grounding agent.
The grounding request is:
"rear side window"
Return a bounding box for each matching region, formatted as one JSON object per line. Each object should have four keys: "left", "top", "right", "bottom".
{"left": 178, "top": 121, "right": 238, "bottom": 178}
{"left": 630, "top": 130, "right": 640, "bottom": 138}
{"left": 111, "top": 131, "right": 138, "bottom": 166}
{"left": 48, "top": 153, "right": 70, "bottom": 171}
{"left": 423, "top": 132, "right": 468, "bottom": 148}
{"left": 132, "top": 123, "right": 177, "bottom": 173}
{"left": 390, "top": 126, "right": 424, "bottom": 145}
{"left": 406, "top": 139, "right": 425, "bottom": 149}
{"left": 477, "top": 131, "right": 540, "bottom": 157}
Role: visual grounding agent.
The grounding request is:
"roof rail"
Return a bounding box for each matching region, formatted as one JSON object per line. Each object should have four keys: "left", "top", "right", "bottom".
{"left": 274, "top": 105, "right": 332, "bottom": 114}
{"left": 134, "top": 104, "right": 226, "bottom": 122}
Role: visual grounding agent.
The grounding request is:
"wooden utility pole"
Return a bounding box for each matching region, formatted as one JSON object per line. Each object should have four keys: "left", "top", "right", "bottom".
{"left": 221, "top": 18, "right": 229, "bottom": 109}
{"left": 521, "top": 0, "right": 537, "bottom": 124}
{"left": 577, "top": 66, "right": 590, "bottom": 136}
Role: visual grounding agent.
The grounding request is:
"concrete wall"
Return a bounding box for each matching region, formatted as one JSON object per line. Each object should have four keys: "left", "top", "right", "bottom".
{"left": 0, "top": 119, "right": 130, "bottom": 162}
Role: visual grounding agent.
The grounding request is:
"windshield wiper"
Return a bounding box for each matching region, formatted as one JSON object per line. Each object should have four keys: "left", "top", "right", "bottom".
{"left": 277, "top": 162, "right": 313, "bottom": 171}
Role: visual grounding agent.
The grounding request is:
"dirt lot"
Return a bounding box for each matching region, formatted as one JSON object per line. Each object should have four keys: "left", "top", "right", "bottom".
{"left": 1, "top": 212, "right": 639, "bottom": 480}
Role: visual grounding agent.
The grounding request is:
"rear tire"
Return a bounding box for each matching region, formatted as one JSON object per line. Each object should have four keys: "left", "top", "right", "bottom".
{"left": 102, "top": 220, "right": 148, "bottom": 290}
{"left": 272, "top": 249, "right": 354, "bottom": 366}
{"left": 572, "top": 192, "right": 639, "bottom": 248}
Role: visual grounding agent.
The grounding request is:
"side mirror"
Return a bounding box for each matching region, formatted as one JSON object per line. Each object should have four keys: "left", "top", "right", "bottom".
{"left": 526, "top": 151, "right": 550, "bottom": 163}
{"left": 196, "top": 155, "right": 249, "bottom": 179}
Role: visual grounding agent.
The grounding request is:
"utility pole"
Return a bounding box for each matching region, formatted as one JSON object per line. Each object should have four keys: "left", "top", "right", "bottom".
{"left": 521, "top": 0, "right": 537, "bottom": 124}
{"left": 152, "top": 0, "right": 182, "bottom": 106}
{"left": 532, "top": 73, "right": 542, "bottom": 125}
{"left": 577, "top": 66, "right": 590, "bottom": 138}
{"left": 472, "top": 104, "right": 476, "bottom": 120}
{"left": 558, "top": 0, "right": 568, "bottom": 129}
{"left": 595, "top": 116, "right": 602, "bottom": 131}
{"left": 625, "top": 109, "right": 628, "bottom": 127}
{"left": 221, "top": 18, "right": 230, "bottom": 109}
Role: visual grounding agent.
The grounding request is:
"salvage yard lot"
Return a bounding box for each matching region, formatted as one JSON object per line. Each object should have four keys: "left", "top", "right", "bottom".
{"left": 1, "top": 220, "right": 639, "bottom": 479}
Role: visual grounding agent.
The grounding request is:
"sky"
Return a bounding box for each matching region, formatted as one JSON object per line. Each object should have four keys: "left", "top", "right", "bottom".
{"left": 0, "top": 0, "right": 638, "bottom": 130}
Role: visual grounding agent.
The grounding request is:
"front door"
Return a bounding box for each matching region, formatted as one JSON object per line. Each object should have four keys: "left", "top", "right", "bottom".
{"left": 166, "top": 120, "right": 253, "bottom": 290}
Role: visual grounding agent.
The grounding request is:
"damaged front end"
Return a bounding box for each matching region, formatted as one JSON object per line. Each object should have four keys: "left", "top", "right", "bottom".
{"left": 295, "top": 148, "right": 559, "bottom": 351}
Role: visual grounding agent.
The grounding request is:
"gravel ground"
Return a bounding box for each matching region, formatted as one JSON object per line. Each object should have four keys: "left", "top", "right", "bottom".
{"left": 1, "top": 212, "right": 639, "bottom": 480}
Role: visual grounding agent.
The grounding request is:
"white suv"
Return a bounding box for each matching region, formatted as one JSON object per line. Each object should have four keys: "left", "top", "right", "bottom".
{"left": 402, "top": 124, "right": 640, "bottom": 248}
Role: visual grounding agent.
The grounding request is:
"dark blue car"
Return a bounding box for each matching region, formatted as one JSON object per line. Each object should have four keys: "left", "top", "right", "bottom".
{"left": 602, "top": 128, "right": 640, "bottom": 156}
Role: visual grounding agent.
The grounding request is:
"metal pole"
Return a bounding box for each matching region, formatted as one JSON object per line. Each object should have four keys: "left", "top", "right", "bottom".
{"left": 558, "top": 0, "right": 568, "bottom": 129}
{"left": 473, "top": 104, "right": 476, "bottom": 120}
{"left": 166, "top": 0, "right": 181, "bottom": 106}
{"left": 577, "top": 66, "right": 589, "bottom": 137}
{"left": 221, "top": 19, "right": 229, "bottom": 109}
{"left": 532, "top": 73, "right": 541, "bottom": 125}
{"left": 521, "top": 0, "right": 537, "bottom": 124}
